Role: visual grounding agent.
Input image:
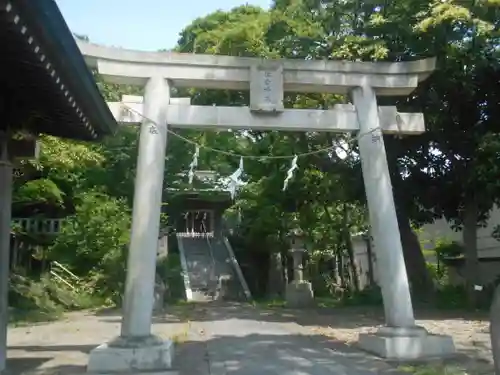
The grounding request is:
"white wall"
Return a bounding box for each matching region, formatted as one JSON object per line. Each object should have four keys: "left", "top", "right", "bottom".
{"left": 351, "top": 204, "right": 500, "bottom": 288}
{"left": 351, "top": 235, "right": 379, "bottom": 290}
{"left": 157, "top": 235, "right": 168, "bottom": 260}
{"left": 419, "top": 205, "right": 500, "bottom": 259}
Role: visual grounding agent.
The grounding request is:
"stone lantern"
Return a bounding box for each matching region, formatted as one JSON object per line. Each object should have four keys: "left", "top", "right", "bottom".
{"left": 285, "top": 227, "right": 314, "bottom": 308}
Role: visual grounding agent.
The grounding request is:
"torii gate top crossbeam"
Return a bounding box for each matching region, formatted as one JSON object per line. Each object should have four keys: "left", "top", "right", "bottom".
{"left": 78, "top": 41, "right": 435, "bottom": 96}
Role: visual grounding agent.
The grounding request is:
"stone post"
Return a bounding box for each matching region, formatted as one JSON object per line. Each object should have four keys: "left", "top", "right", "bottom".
{"left": 490, "top": 284, "right": 500, "bottom": 375}
{"left": 352, "top": 85, "right": 455, "bottom": 359}
{"left": 0, "top": 134, "right": 12, "bottom": 375}
{"left": 285, "top": 231, "right": 313, "bottom": 308}
{"left": 291, "top": 249, "right": 304, "bottom": 282}
{"left": 87, "top": 76, "right": 174, "bottom": 373}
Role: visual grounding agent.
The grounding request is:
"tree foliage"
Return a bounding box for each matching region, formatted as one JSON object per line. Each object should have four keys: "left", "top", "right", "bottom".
{"left": 49, "top": 191, "right": 131, "bottom": 304}
{"left": 11, "top": 0, "right": 500, "bottom": 310}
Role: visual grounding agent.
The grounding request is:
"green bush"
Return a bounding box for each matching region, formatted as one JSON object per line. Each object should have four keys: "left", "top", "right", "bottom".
{"left": 8, "top": 271, "right": 103, "bottom": 324}
{"left": 426, "top": 262, "right": 448, "bottom": 286}
{"left": 310, "top": 272, "right": 338, "bottom": 297}
{"left": 434, "top": 284, "right": 469, "bottom": 309}
{"left": 341, "top": 285, "right": 383, "bottom": 306}
{"left": 9, "top": 274, "right": 64, "bottom": 322}
{"left": 45, "top": 279, "right": 97, "bottom": 310}
{"left": 434, "top": 240, "right": 464, "bottom": 261}
{"left": 48, "top": 191, "right": 131, "bottom": 305}
{"left": 157, "top": 253, "right": 185, "bottom": 302}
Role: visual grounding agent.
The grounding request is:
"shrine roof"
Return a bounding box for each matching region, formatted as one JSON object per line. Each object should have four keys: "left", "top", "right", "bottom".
{"left": 166, "top": 187, "right": 232, "bottom": 203}
{"left": 1, "top": 0, "right": 117, "bottom": 140}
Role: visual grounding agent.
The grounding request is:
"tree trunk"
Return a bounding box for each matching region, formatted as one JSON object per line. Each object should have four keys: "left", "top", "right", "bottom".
{"left": 332, "top": 255, "right": 340, "bottom": 287}
{"left": 366, "top": 235, "right": 375, "bottom": 287}
{"left": 282, "top": 249, "right": 289, "bottom": 286}
{"left": 343, "top": 204, "right": 360, "bottom": 292}
{"left": 338, "top": 255, "right": 345, "bottom": 289}
{"left": 345, "top": 230, "right": 359, "bottom": 292}
{"left": 267, "top": 251, "right": 284, "bottom": 297}
{"left": 11, "top": 237, "right": 18, "bottom": 269}
{"left": 490, "top": 284, "right": 500, "bottom": 375}
{"left": 463, "top": 198, "right": 480, "bottom": 308}
{"left": 386, "top": 143, "right": 435, "bottom": 299}
{"left": 397, "top": 213, "right": 434, "bottom": 299}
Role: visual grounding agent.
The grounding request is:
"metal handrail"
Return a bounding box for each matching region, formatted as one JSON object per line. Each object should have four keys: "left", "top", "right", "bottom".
{"left": 52, "top": 261, "right": 80, "bottom": 281}
{"left": 200, "top": 220, "right": 218, "bottom": 299}
{"left": 50, "top": 261, "right": 83, "bottom": 291}
{"left": 220, "top": 219, "right": 252, "bottom": 300}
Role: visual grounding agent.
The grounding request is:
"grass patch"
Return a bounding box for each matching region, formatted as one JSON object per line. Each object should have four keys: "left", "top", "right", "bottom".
{"left": 8, "top": 307, "right": 63, "bottom": 327}
{"left": 157, "top": 253, "right": 185, "bottom": 302}
{"left": 252, "top": 289, "right": 383, "bottom": 309}
{"left": 170, "top": 322, "right": 191, "bottom": 344}
{"left": 252, "top": 298, "right": 287, "bottom": 308}
{"left": 398, "top": 364, "right": 468, "bottom": 375}
{"left": 8, "top": 272, "right": 105, "bottom": 326}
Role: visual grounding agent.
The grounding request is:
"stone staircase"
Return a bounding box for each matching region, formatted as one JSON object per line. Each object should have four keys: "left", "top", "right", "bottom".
{"left": 176, "top": 234, "right": 249, "bottom": 302}
{"left": 210, "top": 237, "right": 247, "bottom": 301}
{"left": 179, "top": 236, "right": 217, "bottom": 301}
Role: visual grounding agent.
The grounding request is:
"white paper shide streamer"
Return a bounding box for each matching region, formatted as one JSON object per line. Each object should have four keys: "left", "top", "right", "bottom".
{"left": 228, "top": 157, "right": 244, "bottom": 199}
{"left": 188, "top": 146, "right": 200, "bottom": 184}
{"left": 282, "top": 155, "right": 298, "bottom": 191}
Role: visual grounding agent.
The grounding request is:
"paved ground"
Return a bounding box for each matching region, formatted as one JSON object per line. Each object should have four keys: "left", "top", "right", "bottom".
{"left": 5, "top": 303, "right": 494, "bottom": 375}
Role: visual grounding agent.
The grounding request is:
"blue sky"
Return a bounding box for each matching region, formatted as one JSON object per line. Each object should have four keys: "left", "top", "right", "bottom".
{"left": 55, "top": 0, "right": 270, "bottom": 51}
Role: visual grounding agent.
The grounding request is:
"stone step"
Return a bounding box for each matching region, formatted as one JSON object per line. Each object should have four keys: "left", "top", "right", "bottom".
{"left": 186, "top": 263, "right": 211, "bottom": 268}
{"left": 191, "top": 288, "right": 212, "bottom": 294}
{"left": 187, "top": 267, "right": 211, "bottom": 272}
{"left": 179, "top": 236, "right": 249, "bottom": 302}
{"left": 189, "top": 275, "right": 211, "bottom": 280}
{"left": 186, "top": 262, "right": 212, "bottom": 267}
{"left": 186, "top": 253, "right": 210, "bottom": 258}
{"left": 188, "top": 258, "right": 209, "bottom": 261}
{"left": 187, "top": 270, "right": 212, "bottom": 276}
{"left": 189, "top": 278, "right": 211, "bottom": 283}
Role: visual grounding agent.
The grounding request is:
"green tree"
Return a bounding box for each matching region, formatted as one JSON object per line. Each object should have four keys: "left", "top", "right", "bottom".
{"left": 173, "top": 0, "right": 500, "bottom": 302}
{"left": 175, "top": 4, "right": 370, "bottom": 296}
{"left": 48, "top": 191, "right": 131, "bottom": 304}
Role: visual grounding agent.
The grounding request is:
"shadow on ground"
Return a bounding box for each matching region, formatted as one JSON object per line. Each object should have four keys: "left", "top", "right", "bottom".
{"left": 95, "top": 302, "right": 384, "bottom": 328}
{"left": 6, "top": 302, "right": 491, "bottom": 375}
{"left": 95, "top": 301, "right": 488, "bottom": 328}
{"left": 7, "top": 333, "right": 401, "bottom": 375}
{"left": 94, "top": 302, "right": 492, "bottom": 374}
{"left": 8, "top": 345, "right": 95, "bottom": 353}
{"left": 6, "top": 328, "right": 493, "bottom": 375}
{"left": 177, "top": 332, "right": 406, "bottom": 375}
{"left": 6, "top": 353, "right": 88, "bottom": 375}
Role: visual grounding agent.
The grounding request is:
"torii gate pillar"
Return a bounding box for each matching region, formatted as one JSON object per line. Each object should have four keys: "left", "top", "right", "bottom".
{"left": 352, "top": 85, "right": 455, "bottom": 359}
{"left": 87, "top": 76, "right": 174, "bottom": 373}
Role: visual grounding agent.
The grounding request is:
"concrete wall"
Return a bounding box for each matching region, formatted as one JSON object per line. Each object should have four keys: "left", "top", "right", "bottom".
{"left": 351, "top": 235, "right": 500, "bottom": 288}
{"left": 418, "top": 206, "right": 500, "bottom": 259}
{"left": 157, "top": 235, "right": 168, "bottom": 260}
{"left": 446, "top": 260, "right": 500, "bottom": 286}
{"left": 418, "top": 207, "right": 500, "bottom": 285}
{"left": 351, "top": 236, "right": 380, "bottom": 290}
{"left": 350, "top": 205, "right": 500, "bottom": 289}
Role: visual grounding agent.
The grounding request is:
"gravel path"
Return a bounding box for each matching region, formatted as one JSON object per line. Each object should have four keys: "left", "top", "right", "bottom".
{"left": 5, "top": 304, "right": 494, "bottom": 375}
{"left": 7, "top": 310, "right": 191, "bottom": 374}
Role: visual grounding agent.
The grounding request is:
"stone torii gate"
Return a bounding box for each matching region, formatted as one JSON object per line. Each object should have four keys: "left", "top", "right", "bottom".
{"left": 78, "top": 41, "right": 455, "bottom": 373}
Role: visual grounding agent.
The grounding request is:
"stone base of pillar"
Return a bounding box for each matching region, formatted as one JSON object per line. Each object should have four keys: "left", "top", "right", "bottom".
{"left": 87, "top": 335, "right": 175, "bottom": 374}
{"left": 358, "top": 326, "right": 455, "bottom": 360}
{"left": 286, "top": 281, "right": 314, "bottom": 308}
